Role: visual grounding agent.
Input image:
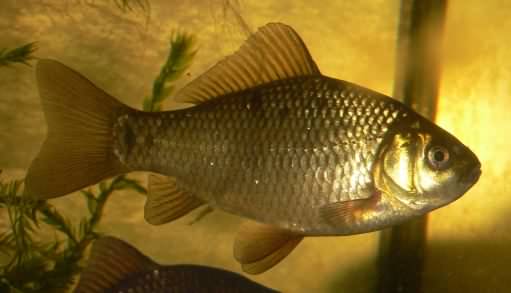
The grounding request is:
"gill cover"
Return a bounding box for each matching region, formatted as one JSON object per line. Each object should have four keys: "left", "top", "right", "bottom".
{"left": 377, "top": 131, "right": 426, "bottom": 210}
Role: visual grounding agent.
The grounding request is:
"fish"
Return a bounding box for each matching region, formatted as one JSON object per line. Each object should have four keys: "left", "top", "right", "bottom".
{"left": 24, "top": 23, "right": 481, "bottom": 274}
{"left": 74, "top": 236, "right": 278, "bottom": 293}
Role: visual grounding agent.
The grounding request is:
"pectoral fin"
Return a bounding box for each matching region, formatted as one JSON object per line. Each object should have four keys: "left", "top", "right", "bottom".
{"left": 144, "top": 174, "right": 204, "bottom": 225}
{"left": 233, "top": 220, "right": 303, "bottom": 274}
{"left": 320, "top": 194, "right": 380, "bottom": 228}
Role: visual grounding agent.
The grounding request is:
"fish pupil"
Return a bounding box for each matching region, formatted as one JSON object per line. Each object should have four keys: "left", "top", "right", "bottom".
{"left": 433, "top": 150, "right": 445, "bottom": 162}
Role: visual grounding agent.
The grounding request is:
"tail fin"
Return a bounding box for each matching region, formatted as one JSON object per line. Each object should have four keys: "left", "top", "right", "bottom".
{"left": 24, "top": 59, "right": 132, "bottom": 199}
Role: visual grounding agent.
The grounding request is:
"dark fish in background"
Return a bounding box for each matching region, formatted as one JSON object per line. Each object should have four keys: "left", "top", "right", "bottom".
{"left": 24, "top": 23, "right": 481, "bottom": 274}
{"left": 74, "top": 236, "right": 278, "bottom": 293}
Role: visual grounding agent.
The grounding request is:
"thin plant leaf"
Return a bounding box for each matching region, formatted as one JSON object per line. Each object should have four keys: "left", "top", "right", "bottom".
{"left": 81, "top": 190, "right": 97, "bottom": 214}
{"left": 98, "top": 181, "right": 107, "bottom": 193}
{"left": 0, "top": 43, "right": 37, "bottom": 67}
{"left": 144, "top": 31, "right": 197, "bottom": 112}
{"left": 113, "top": 0, "right": 150, "bottom": 12}
{"left": 38, "top": 203, "right": 77, "bottom": 245}
{"left": 112, "top": 177, "right": 147, "bottom": 194}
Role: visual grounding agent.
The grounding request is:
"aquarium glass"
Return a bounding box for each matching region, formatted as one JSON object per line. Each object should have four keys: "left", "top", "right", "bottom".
{"left": 1, "top": 1, "right": 508, "bottom": 292}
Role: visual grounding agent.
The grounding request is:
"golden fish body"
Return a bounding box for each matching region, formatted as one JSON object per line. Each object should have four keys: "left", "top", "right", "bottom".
{"left": 114, "top": 76, "right": 412, "bottom": 235}
{"left": 24, "top": 23, "right": 480, "bottom": 274}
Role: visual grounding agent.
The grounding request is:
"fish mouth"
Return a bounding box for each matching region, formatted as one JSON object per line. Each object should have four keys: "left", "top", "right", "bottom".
{"left": 460, "top": 162, "right": 482, "bottom": 189}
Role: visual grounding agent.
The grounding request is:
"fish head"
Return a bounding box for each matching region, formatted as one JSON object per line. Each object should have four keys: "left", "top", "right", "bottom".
{"left": 376, "top": 118, "right": 481, "bottom": 213}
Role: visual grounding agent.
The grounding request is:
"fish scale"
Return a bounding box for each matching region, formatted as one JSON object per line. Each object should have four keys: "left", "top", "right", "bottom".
{"left": 114, "top": 76, "right": 406, "bottom": 234}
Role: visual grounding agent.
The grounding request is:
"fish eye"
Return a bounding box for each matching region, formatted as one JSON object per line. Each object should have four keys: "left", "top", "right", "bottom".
{"left": 427, "top": 145, "right": 450, "bottom": 170}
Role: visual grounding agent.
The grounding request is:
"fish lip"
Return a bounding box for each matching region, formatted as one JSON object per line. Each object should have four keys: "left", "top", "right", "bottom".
{"left": 461, "top": 162, "right": 482, "bottom": 188}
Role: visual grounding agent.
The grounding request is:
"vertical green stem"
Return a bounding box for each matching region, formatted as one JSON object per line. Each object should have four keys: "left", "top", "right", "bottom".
{"left": 377, "top": 1, "right": 447, "bottom": 292}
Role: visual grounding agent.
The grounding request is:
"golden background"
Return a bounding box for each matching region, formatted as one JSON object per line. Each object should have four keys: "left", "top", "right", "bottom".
{"left": 0, "top": 0, "right": 509, "bottom": 292}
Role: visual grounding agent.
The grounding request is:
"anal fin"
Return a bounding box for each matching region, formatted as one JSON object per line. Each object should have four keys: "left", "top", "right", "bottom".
{"left": 144, "top": 174, "right": 204, "bottom": 225}
{"left": 233, "top": 220, "right": 303, "bottom": 274}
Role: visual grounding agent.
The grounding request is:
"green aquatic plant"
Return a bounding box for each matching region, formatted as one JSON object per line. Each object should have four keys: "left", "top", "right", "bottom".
{"left": 113, "top": 0, "right": 151, "bottom": 13}
{"left": 0, "top": 30, "right": 197, "bottom": 292}
{"left": 143, "top": 32, "right": 197, "bottom": 111}
{"left": 0, "top": 43, "right": 37, "bottom": 67}
{"left": 0, "top": 174, "right": 145, "bottom": 292}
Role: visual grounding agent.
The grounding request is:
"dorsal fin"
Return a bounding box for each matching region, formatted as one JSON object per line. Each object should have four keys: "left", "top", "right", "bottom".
{"left": 74, "top": 237, "right": 158, "bottom": 293}
{"left": 175, "top": 22, "right": 320, "bottom": 104}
